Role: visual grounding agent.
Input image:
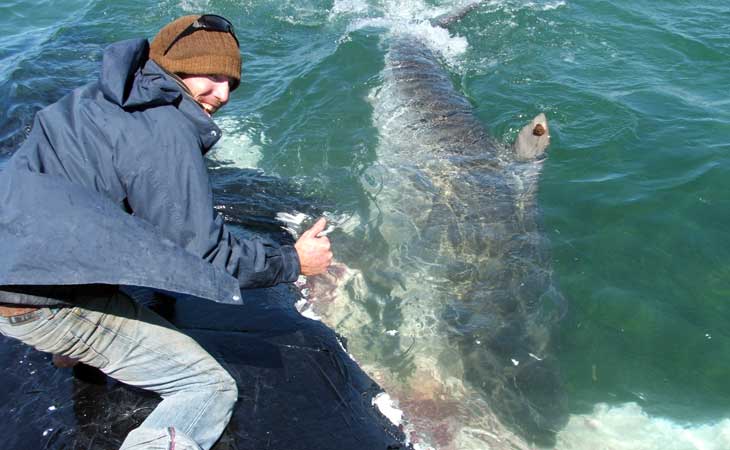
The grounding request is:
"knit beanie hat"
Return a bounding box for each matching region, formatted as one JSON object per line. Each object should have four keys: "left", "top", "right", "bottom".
{"left": 150, "top": 15, "right": 241, "bottom": 91}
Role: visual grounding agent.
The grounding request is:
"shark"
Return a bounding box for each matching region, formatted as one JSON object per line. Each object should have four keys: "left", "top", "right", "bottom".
{"left": 293, "top": 10, "right": 569, "bottom": 448}
{"left": 366, "top": 19, "right": 568, "bottom": 445}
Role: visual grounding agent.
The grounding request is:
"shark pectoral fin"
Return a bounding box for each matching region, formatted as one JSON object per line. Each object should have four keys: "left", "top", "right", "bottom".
{"left": 512, "top": 113, "right": 550, "bottom": 161}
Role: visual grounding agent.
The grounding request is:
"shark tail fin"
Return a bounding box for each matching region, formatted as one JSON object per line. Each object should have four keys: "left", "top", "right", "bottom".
{"left": 433, "top": 1, "right": 487, "bottom": 28}
{"left": 513, "top": 113, "right": 550, "bottom": 161}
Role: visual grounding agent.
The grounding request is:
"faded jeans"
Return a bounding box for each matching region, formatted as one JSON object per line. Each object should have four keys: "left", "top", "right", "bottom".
{"left": 0, "top": 290, "right": 238, "bottom": 450}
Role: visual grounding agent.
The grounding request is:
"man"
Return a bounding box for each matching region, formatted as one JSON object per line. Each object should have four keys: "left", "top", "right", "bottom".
{"left": 0, "top": 14, "right": 332, "bottom": 450}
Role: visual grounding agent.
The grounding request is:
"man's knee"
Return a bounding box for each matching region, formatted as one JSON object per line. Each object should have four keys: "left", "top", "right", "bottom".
{"left": 193, "top": 359, "right": 238, "bottom": 407}
{"left": 188, "top": 355, "right": 238, "bottom": 395}
{"left": 217, "top": 368, "right": 238, "bottom": 407}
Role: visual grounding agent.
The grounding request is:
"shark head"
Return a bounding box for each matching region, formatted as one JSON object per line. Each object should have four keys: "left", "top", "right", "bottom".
{"left": 513, "top": 113, "right": 550, "bottom": 161}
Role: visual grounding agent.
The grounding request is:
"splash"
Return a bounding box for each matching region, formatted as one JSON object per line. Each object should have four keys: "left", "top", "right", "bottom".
{"left": 556, "top": 403, "right": 730, "bottom": 450}
{"left": 179, "top": 0, "right": 210, "bottom": 13}
{"left": 531, "top": 0, "right": 566, "bottom": 11}
{"left": 207, "top": 116, "right": 263, "bottom": 169}
{"left": 330, "top": 0, "right": 370, "bottom": 17}
{"left": 332, "top": 0, "right": 478, "bottom": 65}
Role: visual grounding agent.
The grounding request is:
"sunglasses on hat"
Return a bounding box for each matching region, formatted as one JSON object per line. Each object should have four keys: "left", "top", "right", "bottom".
{"left": 163, "top": 14, "right": 240, "bottom": 56}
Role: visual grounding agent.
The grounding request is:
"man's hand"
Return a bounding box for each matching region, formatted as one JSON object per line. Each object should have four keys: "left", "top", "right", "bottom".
{"left": 295, "top": 218, "right": 333, "bottom": 276}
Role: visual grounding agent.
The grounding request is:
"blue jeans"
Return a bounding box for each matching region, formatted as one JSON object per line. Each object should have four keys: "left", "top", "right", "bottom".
{"left": 0, "top": 290, "right": 238, "bottom": 450}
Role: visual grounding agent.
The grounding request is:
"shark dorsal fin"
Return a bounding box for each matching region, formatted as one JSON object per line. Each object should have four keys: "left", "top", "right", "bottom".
{"left": 513, "top": 113, "right": 550, "bottom": 161}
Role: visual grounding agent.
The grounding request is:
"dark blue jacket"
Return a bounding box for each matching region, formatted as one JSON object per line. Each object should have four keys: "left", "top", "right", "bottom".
{"left": 0, "top": 38, "right": 300, "bottom": 305}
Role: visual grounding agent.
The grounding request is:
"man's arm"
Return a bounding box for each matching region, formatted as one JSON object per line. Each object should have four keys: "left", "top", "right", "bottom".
{"left": 122, "top": 138, "right": 301, "bottom": 289}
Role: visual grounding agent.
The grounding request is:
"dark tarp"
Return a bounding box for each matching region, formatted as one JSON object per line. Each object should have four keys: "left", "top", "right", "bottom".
{"left": 0, "top": 284, "right": 410, "bottom": 450}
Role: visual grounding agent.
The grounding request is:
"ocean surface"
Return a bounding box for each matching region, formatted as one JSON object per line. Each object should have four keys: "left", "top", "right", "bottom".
{"left": 2, "top": 0, "right": 729, "bottom": 448}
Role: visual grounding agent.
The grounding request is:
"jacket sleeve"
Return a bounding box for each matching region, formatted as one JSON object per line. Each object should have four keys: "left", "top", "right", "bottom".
{"left": 121, "top": 130, "right": 301, "bottom": 289}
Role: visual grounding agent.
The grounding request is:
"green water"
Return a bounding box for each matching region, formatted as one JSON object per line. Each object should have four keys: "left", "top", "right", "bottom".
{"left": 2, "top": 0, "right": 729, "bottom": 447}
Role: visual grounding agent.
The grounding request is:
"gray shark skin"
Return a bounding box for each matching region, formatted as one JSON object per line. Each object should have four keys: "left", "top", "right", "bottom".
{"left": 366, "top": 33, "right": 568, "bottom": 446}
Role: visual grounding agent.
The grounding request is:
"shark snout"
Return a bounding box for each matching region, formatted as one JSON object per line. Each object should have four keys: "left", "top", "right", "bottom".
{"left": 513, "top": 113, "right": 550, "bottom": 161}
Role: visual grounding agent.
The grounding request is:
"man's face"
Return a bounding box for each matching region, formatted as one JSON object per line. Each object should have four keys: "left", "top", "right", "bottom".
{"left": 181, "top": 74, "right": 231, "bottom": 116}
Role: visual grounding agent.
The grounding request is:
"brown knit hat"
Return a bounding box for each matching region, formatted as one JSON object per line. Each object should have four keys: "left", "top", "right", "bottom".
{"left": 150, "top": 15, "right": 241, "bottom": 90}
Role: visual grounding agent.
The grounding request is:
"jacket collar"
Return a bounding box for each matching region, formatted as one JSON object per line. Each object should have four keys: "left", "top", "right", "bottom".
{"left": 141, "top": 61, "right": 223, "bottom": 154}
{"left": 99, "top": 38, "right": 222, "bottom": 154}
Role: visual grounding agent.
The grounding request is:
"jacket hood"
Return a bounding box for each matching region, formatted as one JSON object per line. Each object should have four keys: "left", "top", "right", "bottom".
{"left": 100, "top": 38, "right": 182, "bottom": 109}
{"left": 99, "top": 38, "right": 223, "bottom": 152}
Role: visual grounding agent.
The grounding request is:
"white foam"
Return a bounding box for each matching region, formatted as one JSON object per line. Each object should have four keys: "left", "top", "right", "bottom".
{"left": 372, "top": 392, "right": 404, "bottom": 426}
{"left": 179, "top": 0, "right": 210, "bottom": 13}
{"left": 276, "top": 211, "right": 309, "bottom": 239}
{"left": 330, "top": 0, "right": 371, "bottom": 17}
{"left": 556, "top": 403, "right": 730, "bottom": 450}
{"left": 207, "top": 116, "right": 263, "bottom": 169}
{"left": 534, "top": 0, "right": 566, "bottom": 11}
{"left": 332, "top": 0, "right": 571, "bottom": 68}
{"left": 405, "top": 20, "right": 469, "bottom": 61}
{"left": 336, "top": 0, "right": 475, "bottom": 66}
{"left": 300, "top": 305, "right": 322, "bottom": 321}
